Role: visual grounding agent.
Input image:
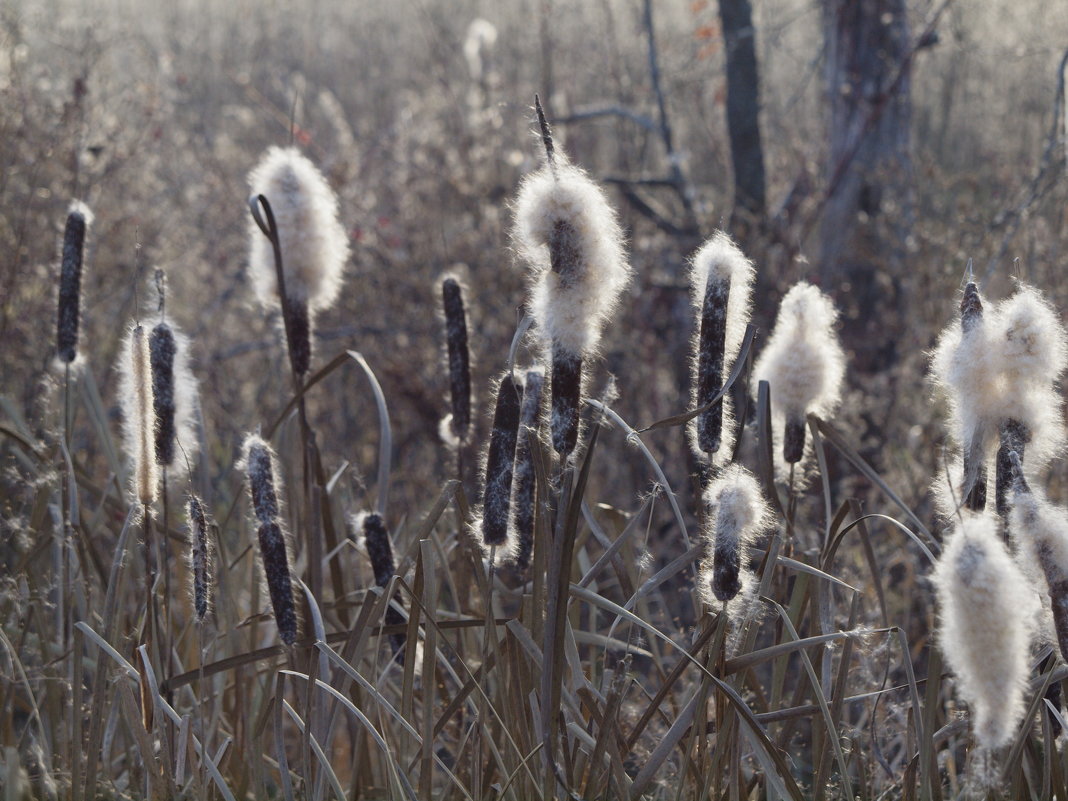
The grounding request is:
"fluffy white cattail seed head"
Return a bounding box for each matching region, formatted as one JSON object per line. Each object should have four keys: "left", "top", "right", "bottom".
{"left": 118, "top": 323, "right": 158, "bottom": 509}
{"left": 513, "top": 157, "right": 631, "bottom": 358}
{"left": 994, "top": 285, "right": 1068, "bottom": 387}
{"left": 247, "top": 146, "right": 349, "bottom": 313}
{"left": 932, "top": 512, "right": 1038, "bottom": 750}
{"left": 689, "top": 232, "right": 755, "bottom": 368}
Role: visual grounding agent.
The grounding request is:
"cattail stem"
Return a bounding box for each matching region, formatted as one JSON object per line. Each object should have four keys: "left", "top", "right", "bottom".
{"left": 513, "top": 370, "right": 544, "bottom": 571}
{"left": 550, "top": 345, "right": 582, "bottom": 458}
{"left": 696, "top": 273, "right": 730, "bottom": 455}
{"left": 995, "top": 419, "right": 1028, "bottom": 518}
{"left": 442, "top": 277, "right": 471, "bottom": 444}
{"left": 482, "top": 375, "right": 522, "bottom": 548}
{"left": 783, "top": 414, "right": 806, "bottom": 464}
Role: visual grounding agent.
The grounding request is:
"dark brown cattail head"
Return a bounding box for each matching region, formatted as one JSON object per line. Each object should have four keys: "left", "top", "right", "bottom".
{"left": 481, "top": 374, "right": 523, "bottom": 549}
{"left": 550, "top": 344, "right": 582, "bottom": 457}
{"left": 149, "top": 322, "right": 176, "bottom": 467}
{"left": 783, "top": 414, "right": 806, "bottom": 465}
{"left": 57, "top": 202, "right": 92, "bottom": 364}
{"left": 187, "top": 495, "right": 212, "bottom": 621}
{"left": 360, "top": 512, "right": 396, "bottom": 588}
{"left": 695, "top": 272, "right": 730, "bottom": 455}
{"left": 257, "top": 520, "right": 297, "bottom": 646}
{"left": 961, "top": 281, "right": 983, "bottom": 333}
{"left": 441, "top": 276, "right": 471, "bottom": 444}
{"left": 283, "top": 298, "right": 311, "bottom": 379}
{"left": 244, "top": 436, "right": 280, "bottom": 525}
{"left": 512, "top": 369, "right": 545, "bottom": 571}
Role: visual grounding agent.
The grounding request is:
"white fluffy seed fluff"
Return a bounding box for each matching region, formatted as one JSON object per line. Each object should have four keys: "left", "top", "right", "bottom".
{"left": 754, "top": 282, "right": 845, "bottom": 423}
{"left": 932, "top": 512, "right": 1038, "bottom": 750}
{"left": 247, "top": 146, "right": 349, "bottom": 312}
{"left": 932, "top": 283, "right": 1068, "bottom": 471}
{"left": 513, "top": 158, "right": 631, "bottom": 358}
{"left": 118, "top": 323, "right": 158, "bottom": 509}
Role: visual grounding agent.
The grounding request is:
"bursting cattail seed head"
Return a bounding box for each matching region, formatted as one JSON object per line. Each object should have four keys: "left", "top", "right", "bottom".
{"left": 480, "top": 373, "right": 523, "bottom": 552}
{"left": 248, "top": 146, "right": 349, "bottom": 377}
{"left": 441, "top": 275, "right": 472, "bottom": 446}
{"left": 688, "top": 232, "right": 755, "bottom": 460}
{"left": 753, "top": 282, "right": 845, "bottom": 467}
{"left": 149, "top": 317, "right": 200, "bottom": 473}
{"left": 511, "top": 368, "right": 544, "bottom": 571}
{"left": 56, "top": 201, "right": 92, "bottom": 365}
{"left": 932, "top": 512, "right": 1038, "bottom": 751}
{"left": 187, "top": 495, "right": 213, "bottom": 621}
{"left": 118, "top": 323, "right": 158, "bottom": 509}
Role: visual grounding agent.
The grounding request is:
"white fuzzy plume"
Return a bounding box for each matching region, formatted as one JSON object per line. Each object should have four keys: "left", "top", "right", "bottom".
{"left": 247, "top": 146, "right": 349, "bottom": 312}
{"left": 513, "top": 157, "right": 631, "bottom": 357}
{"left": 932, "top": 512, "right": 1038, "bottom": 751}
{"left": 754, "top": 282, "right": 845, "bottom": 422}
{"left": 118, "top": 323, "right": 158, "bottom": 509}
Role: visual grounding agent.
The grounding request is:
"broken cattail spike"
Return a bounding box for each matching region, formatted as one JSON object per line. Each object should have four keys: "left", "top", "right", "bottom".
{"left": 481, "top": 375, "right": 523, "bottom": 548}
{"left": 783, "top": 414, "right": 806, "bottom": 464}
{"left": 512, "top": 369, "right": 545, "bottom": 571}
{"left": 696, "top": 273, "right": 730, "bottom": 455}
{"left": 550, "top": 345, "right": 582, "bottom": 457}
{"left": 960, "top": 281, "right": 983, "bottom": 333}
{"left": 245, "top": 438, "right": 280, "bottom": 525}
{"left": 257, "top": 521, "right": 297, "bottom": 646}
{"left": 442, "top": 277, "right": 471, "bottom": 442}
{"left": 149, "top": 322, "right": 177, "bottom": 468}
{"left": 534, "top": 94, "right": 555, "bottom": 168}
{"left": 188, "top": 495, "right": 212, "bottom": 621}
{"left": 57, "top": 202, "right": 91, "bottom": 364}
{"left": 995, "top": 419, "right": 1029, "bottom": 517}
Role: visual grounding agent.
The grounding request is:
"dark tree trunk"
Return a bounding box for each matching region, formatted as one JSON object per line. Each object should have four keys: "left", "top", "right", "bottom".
{"left": 820, "top": 0, "right": 913, "bottom": 374}
{"left": 718, "top": 0, "right": 767, "bottom": 234}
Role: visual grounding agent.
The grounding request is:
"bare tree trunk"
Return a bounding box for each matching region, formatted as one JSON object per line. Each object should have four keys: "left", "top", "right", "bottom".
{"left": 718, "top": 0, "right": 766, "bottom": 235}
{"left": 820, "top": 0, "right": 913, "bottom": 374}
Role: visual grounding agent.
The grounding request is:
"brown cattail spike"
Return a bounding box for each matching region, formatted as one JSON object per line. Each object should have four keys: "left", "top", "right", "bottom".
{"left": 960, "top": 281, "right": 983, "bottom": 332}
{"left": 550, "top": 345, "right": 582, "bottom": 457}
{"left": 712, "top": 533, "right": 742, "bottom": 602}
{"left": 482, "top": 375, "right": 523, "bottom": 547}
{"left": 995, "top": 419, "right": 1028, "bottom": 518}
{"left": 149, "top": 322, "right": 177, "bottom": 467}
{"left": 57, "top": 204, "right": 89, "bottom": 363}
{"left": 257, "top": 521, "right": 297, "bottom": 646}
{"left": 534, "top": 94, "right": 555, "bottom": 167}
{"left": 247, "top": 441, "right": 280, "bottom": 525}
{"left": 284, "top": 299, "right": 311, "bottom": 378}
{"left": 696, "top": 273, "right": 730, "bottom": 455}
{"left": 188, "top": 495, "right": 212, "bottom": 621}
{"left": 783, "top": 414, "right": 806, "bottom": 464}
{"left": 549, "top": 220, "right": 581, "bottom": 283}
{"left": 442, "top": 277, "right": 471, "bottom": 443}
{"left": 960, "top": 281, "right": 988, "bottom": 510}
{"left": 360, "top": 513, "right": 406, "bottom": 656}
{"left": 512, "top": 370, "right": 544, "bottom": 571}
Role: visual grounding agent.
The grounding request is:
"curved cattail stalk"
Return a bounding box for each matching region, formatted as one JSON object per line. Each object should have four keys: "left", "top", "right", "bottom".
{"left": 56, "top": 201, "right": 92, "bottom": 365}
{"left": 243, "top": 434, "right": 296, "bottom": 646}
{"left": 512, "top": 369, "right": 545, "bottom": 571}
{"left": 119, "top": 324, "right": 158, "bottom": 510}
{"left": 932, "top": 512, "right": 1038, "bottom": 756}
{"left": 357, "top": 512, "right": 406, "bottom": 656}
{"left": 480, "top": 374, "right": 523, "bottom": 552}
{"left": 698, "top": 465, "right": 771, "bottom": 611}
{"left": 247, "top": 146, "right": 349, "bottom": 379}
{"left": 441, "top": 275, "right": 472, "bottom": 446}
{"left": 513, "top": 102, "right": 631, "bottom": 459}
{"left": 753, "top": 282, "right": 845, "bottom": 471}
{"left": 187, "top": 495, "right": 213, "bottom": 622}
{"left": 689, "top": 232, "right": 755, "bottom": 462}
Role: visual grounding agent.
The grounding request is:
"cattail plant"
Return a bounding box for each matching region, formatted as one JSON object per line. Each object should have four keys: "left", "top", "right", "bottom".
{"left": 512, "top": 368, "right": 545, "bottom": 571}
{"left": 698, "top": 464, "right": 770, "bottom": 621}
{"left": 753, "top": 282, "right": 845, "bottom": 470}
{"left": 149, "top": 316, "right": 200, "bottom": 474}
{"left": 118, "top": 324, "right": 158, "bottom": 510}
{"left": 243, "top": 435, "right": 297, "bottom": 646}
{"left": 440, "top": 275, "right": 472, "bottom": 447}
{"left": 688, "top": 232, "right": 755, "bottom": 464}
{"left": 248, "top": 146, "right": 349, "bottom": 379}
{"left": 187, "top": 495, "right": 213, "bottom": 622}
{"left": 56, "top": 201, "right": 92, "bottom": 365}
{"left": 355, "top": 511, "right": 406, "bottom": 656}
{"left": 932, "top": 512, "right": 1038, "bottom": 763}
{"left": 513, "top": 99, "right": 631, "bottom": 459}
{"left": 479, "top": 374, "right": 523, "bottom": 555}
